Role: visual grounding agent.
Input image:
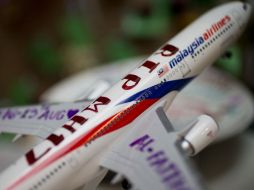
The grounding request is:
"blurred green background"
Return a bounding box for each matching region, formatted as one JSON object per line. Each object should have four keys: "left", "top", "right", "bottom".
{"left": 0, "top": 0, "right": 253, "bottom": 106}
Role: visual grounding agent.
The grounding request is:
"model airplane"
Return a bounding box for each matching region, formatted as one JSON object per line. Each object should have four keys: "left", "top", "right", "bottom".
{"left": 0, "top": 2, "right": 251, "bottom": 190}
{"left": 41, "top": 58, "right": 254, "bottom": 142}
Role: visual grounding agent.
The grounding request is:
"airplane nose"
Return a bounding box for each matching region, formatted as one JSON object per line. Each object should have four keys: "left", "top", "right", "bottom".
{"left": 234, "top": 2, "right": 252, "bottom": 27}
{"left": 242, "top": 2, "right": 252, "bottom": 19}
{"left": 243, "top": 2, "right": 251, "bottom": 11}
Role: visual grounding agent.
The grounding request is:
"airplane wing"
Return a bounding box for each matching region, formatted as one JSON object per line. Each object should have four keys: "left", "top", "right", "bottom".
{"left": 100, "top": 102, "right": 205, "bottom": 190}
{"left": 0, "top": 101, "right": 90, "bottom": 139}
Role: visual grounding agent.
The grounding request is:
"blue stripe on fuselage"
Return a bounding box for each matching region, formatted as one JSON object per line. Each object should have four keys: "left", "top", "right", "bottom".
{"left": 118, "top": 77, "right": 194, "bottom": 104}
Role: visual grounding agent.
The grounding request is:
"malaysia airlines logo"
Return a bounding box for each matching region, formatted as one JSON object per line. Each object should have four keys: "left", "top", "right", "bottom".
{"left": 169, "top": 15, "right": 231, "bottom": 69}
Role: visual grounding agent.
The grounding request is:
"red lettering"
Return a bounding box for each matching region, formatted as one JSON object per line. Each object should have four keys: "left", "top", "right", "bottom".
{"left": 47, "top": 134, "right": 64, "bottom": 146}
{"left": 139, "top": 60, "right": 159, "bottom": 73}
{"left": 122, "top": 74, "right": 141, "bottom": 90}
{"left": 215, "top": 23, "right": 219, "bottom": 31}
{"left": 84, "top": 96, "right": 111, "bottom": 112}
{"left": 46, "top": 115, "right": 88, "bottom": 146}
{"left": 63, "top": 115, "right": 87, "bottom": 133}
{"left": 26, "top": 147, "right": 51, "bottom": 165}
{"left": 209, "top": 28, "right": 214, "bottom": 36}
{"left": 225, "top": 15, "right": 231, "bottom": 22}
{"left": 203, "top": 32, "right": 209, "bottom": 40}
{"left": 25, "top": 97, "right": 111, "bottom": 166}
{"left": 156, "top": 44, "right": 179, "bottom": 57}
{"left": 212, "top": 24, "right": 218, "bottom": 33}
{"left": 221, "top": 18, "right": 226, "bottom": 26}
{"left": 217, "top": 20, "right": 224, "bottom": 28}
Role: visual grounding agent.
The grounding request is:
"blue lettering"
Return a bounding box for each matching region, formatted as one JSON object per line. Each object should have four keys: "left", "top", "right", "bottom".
{"left": 176, "top": 54, "right": 182, "bottom": 62}
{"left": 183, "top": 49, "right": 189, "bottom": 56}
{"left": 169, "top": 59, "right": 178, "bottom": 69}
{"left": 168, "top": 36, "right": 205, "bottom": 69}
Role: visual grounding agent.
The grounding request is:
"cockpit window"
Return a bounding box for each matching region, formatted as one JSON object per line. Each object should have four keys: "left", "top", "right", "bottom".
{"left": 243, "top": 3, "right": 248, "bottom": 11}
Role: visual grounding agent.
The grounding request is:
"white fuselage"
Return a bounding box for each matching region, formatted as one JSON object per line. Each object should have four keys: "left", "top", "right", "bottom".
{"left": 0, "top": 2, "right": 251, "bottom": 190}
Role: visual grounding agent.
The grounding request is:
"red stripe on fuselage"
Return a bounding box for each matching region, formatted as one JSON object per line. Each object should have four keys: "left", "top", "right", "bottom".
{"left": 7, "top": 99, "right": 158, "bottom": 190}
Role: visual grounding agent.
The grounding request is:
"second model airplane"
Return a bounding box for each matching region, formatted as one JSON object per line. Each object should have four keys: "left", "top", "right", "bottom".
{"left": 0, "top": 2, "right": 252, "bottom": 190}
